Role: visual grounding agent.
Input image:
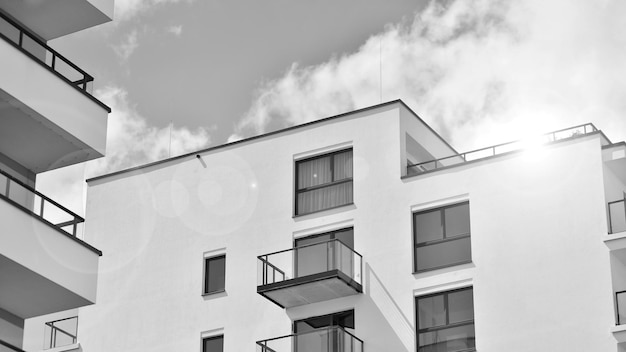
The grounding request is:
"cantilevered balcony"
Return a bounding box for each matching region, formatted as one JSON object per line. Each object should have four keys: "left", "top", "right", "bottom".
{"left": 0, "top": 170, "right": 100, "bottom": 319}
{"left": 407, "top": 123, "right": 607, "bottom": 176}
{"left": 0, "top": 11, "right": 108, "bottom": 172}
{"left": 257, "top": 239, "right": 362, "bottom": 308}
{"left": 256, "top": 327, "right": 363, "bottom": 352}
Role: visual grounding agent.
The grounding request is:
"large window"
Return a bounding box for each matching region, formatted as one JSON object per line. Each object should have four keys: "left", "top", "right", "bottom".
{"left": 203, "top": 255, "right": 225, "bottom": 295}
{"left": 413, "top": 202, "right": 471, "bottom": 273}
{"left": 202, "top": 335, "right": 223, "bottom": 352}
{"left": 295, "top": 149, "right": 353, "bottom": 215}
{"left": 416, "top": 287, "right": 475, "bottom": 352}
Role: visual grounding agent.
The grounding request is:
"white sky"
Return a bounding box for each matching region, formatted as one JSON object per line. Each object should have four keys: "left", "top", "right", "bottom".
{"left": 37, "top": 0, "right": 626, "bottom": 217}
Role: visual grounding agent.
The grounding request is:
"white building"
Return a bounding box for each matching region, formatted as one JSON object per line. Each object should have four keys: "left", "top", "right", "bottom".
{"left": 79, "top": 101, "right": 624, "bottom": 351}
{"left": 0, "top": 1, "right": 113, "bottom": 351}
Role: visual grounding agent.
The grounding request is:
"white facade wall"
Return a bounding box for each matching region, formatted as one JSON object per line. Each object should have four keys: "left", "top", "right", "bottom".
{"left": 80, "top": 103, "right": 620, "bottom": 351}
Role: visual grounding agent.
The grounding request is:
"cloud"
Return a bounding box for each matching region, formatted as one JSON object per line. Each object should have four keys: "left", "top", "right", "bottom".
{"left": 37, "top": 86, "right": 212, "bottom": 217}
{"left": 166, "top": 24, "right": 183, "bottom": 36}
{"left": 115, "top": 0, "right": 194, "bottom": 22}
{"left": 87, "top": 86, "right": 212, "bottom": 177}
{"left": 112, "top": 29, "right": 139, "bottom": 61}
{"left": 230, "top": 0, "right": 626, "bottom": 150}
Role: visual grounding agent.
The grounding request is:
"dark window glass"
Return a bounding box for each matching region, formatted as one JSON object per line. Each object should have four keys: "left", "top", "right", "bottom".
{"left": 294, "top": 310, "right": 355, "bottom": 333}
{"left": 414, "top": 202, "right": 471, "bottom": 272}
{"left": 416, "top": 288, "right": 475, "bottom": 352}
{"left": 296, "top": 149, "right": 353, "bottom": 215}
{"left": 203, "top": 335, "right": 223, "bottom": 352}
{"left": 204, "top": 255, "right": 225, "bottom": 294}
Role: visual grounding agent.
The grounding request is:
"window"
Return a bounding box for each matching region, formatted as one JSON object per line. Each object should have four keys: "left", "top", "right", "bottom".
{"left": 203, "top": 255, "right": 225, "bottom": 294}
{"left": 295, "top": 149, "right": 353, "bottom": 215}
{"left": 294, "top": 310, "right": 355, "bottom": 352}
{"left": 416, "top": 287, "right": 475, "bottom": 352}
{"left": 294, "top": 310, "right": 355, "bottom": 333}
{"left": 413, "top": 202, "right": 471, "bottom": 273}
{"left": 202, "top": 335, "right": 223, "bottom": 352}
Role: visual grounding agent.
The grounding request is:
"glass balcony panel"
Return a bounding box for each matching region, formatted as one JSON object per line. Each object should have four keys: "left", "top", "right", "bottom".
{"left": 0, "top": 170, "right": 82, "bottom": 237}
{"left": 609, "top": 200, "right": 626, "bottom": 234}
{"left": 21, "top": 34, "right": 46, "bottom": 61}
{"left": 257, "top": 240, "right": 362, "bottom": 307}
{"left": 0, "top": 16, "right": 20, "bottom": 43}
{"left": 257, "top": 327, "right": 362, "bottom": 352}
{"left": 415, "top": 237, "right": 472, "bottom": 272}
{"left": 418, "top": 324, "right": 475, "bottom": 352}
{"left": 54, "top": 58, "right": 84, "bottom": 84}
{"left": 44, "top": 316, "right": 78, "bottom": 349}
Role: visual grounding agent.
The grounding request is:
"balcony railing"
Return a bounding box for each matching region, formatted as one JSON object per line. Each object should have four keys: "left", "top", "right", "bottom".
{"left": 609, "top": 199, "right": 626, "bottom": 234}
{"left": 258, "top": 239, "right": 362, "bottom": 287}
{"left": 0, "top": 169, "right": 84, "bottom": 237}
{"left": 256, "top": 326, "right": 363, "bottom": 352}
{"left": 0, "top": 11, "right": 110, "bottom": 112}
{"left": 44, "top": 316, "right": 78, "bottom": 349}
{"left": 407, "top": 123, "right": 599, "bottom": 175}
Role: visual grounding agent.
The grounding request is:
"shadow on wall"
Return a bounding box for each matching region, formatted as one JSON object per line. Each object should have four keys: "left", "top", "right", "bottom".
{"left": 364, "top": 263, "right": 414, "bottom": 351}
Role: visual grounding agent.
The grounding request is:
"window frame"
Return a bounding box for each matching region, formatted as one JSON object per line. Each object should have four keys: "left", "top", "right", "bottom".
{"left": 412, "top": 201, "right": 472, "bottom": 273}
{"left": 202, "top": 334, "right": 224, "bottom": 352}
{"left": 294, "top": 148, "right": 354, "bottom": 216}
{"left": 203, "top": 254, "right": 226, "bottom": 295}
{"left": 415, "top": 287, "right": 475, "bottom": 352}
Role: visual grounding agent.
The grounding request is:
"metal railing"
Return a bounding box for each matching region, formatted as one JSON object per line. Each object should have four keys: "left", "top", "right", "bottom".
{"left": 258, "top": 239, "right": 362, "bottom": 287}
{"left": 609, "top": 199, "right": 626, "bottom": 234}
{"left": 44, "top": 316, "right": 78, "bottom": 349}
{"left": 617, "top": 291, "right": 626, "bottom": 325}
{"left": 0, "top": 11, "right": 110, "bottom": 111}
{"left": 0, "top": 339, "right": 26, "bottom": 352}
{"left": 0, "top": 169, "right": 84, "bottom": 237}
{"left": 407, "top": 123, "right": 599, "bottom": 175}
{"left": 256, "top": 326, "right": 363, "bottom": 352}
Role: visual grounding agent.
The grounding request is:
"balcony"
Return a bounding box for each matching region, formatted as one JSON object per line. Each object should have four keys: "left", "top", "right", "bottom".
{"left": 0, "top": 170, "right": 100, "bottom": 319}
{"left": 610, "top": 199, "right": 626, "bottom": 235}
{"left": 256, "top": 327, "right": 363, "bottom": 352}
{"left": 257, "top": 239, "right": 362, "bottom": 308}
{"left": 0, "top": 11, "right": 108, "bottom": 173}
{"left": 44, "top": 316, "right": 78, "bottom": 350}
{"left": 407, "top": 123, "right": 607, "bottom": 176}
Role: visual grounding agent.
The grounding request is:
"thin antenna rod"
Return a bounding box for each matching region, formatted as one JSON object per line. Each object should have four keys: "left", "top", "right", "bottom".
{"left": 379, "top": 37, "right": 382, "bottom": 103}
{"left": 169, "top": 121, "right": 172, "bottom": 157}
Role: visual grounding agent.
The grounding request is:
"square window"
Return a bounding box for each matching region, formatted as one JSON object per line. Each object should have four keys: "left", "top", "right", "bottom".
{"left": 416, "top": 287, "right": 475, "bottom": 352}
{"left": 202, "top": 335, "right": 223, "bottom": 352}
{"left": 413, "top": 202, "right": 471, "bottom": 272}
{"left": 204, "top": 255, "right": 225, "bottom": 295}
{"left": 295, "top": 149, "right": 353, "bottom": 215}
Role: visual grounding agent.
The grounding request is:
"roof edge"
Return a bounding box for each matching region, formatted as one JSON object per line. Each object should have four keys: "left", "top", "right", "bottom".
{"left": 87, "top": 99, "right": 452, "bottom": 183}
